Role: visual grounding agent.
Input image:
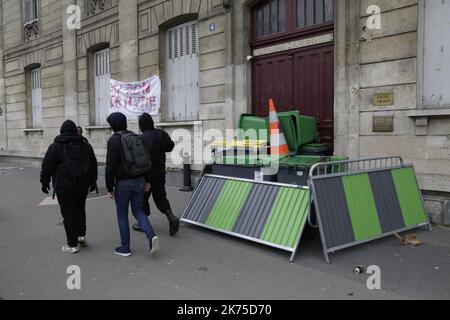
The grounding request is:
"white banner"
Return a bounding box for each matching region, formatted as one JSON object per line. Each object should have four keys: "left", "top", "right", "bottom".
{"left": 109, "top": 75, "right": 161, "bottom": 117}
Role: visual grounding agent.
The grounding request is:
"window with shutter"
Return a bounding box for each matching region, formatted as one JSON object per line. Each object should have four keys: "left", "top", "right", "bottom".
{"left": 166, "top": 21, "right": 199, "bottom": 121}
{"left": 31, "top": 68, "right": 42, "bottom": 129}
{"left": 421, "top": 0, "right": 450, "bottom": 108}
{"left": 94, "top": 48, "right": 111, "bottom": 125}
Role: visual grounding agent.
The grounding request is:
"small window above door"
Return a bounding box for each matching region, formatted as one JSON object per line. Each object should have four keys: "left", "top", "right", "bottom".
{"left": 252, "top": 0, "right": 334, "bottom": 42}
{"left": 254, "top": 0, "right": 286, "bottom": 39}
{"left": 297, "top": 0, "right": 333, "bottom": 29}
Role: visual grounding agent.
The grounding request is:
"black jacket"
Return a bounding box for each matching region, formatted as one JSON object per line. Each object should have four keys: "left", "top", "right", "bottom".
{"left": 139, "top": 113, "right": 175, "bottom": 173}
{"left": 141, "top": 130, "right": 175, "bottom": 172}
{"left": 105, "top": 113, "right": 151, "bottom": 192}
{"left": 41, "top": 121, "right": 98, "bottom": 191}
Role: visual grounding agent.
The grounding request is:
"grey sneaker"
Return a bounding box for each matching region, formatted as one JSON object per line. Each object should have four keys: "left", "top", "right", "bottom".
{"left": 62, "top": 245, "right": 80, "bottom": 254}
{"left": 150, "top": 236, "right": 160, "bottom": 256}
{"left": 78, "top": 236, "right": 88, "bottom": 247}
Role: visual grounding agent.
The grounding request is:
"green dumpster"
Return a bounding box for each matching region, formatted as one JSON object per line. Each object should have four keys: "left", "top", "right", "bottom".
{"left": 211, "top": 154, "right": 287, "bottom": 182}
{"left": 237, "top": 114, "right": 269, "bottom": 141}
{"left": 327, "top": 156, "right": 349, "bottom": 174}
{"left": 278, "top": 111, "right": 317, "bottom": 148}
{"left": 277, "top": 113, "right": 298, "bottom": 152}
{"left": 278, "top": 156, "right": 329, "bottom": 186}
{"left": 238, "top": 112, "right": 320, "bottom": 153}
{"left": 299, "top": 143, "right": 329, "bottom": 156}
{"left": 277, "top": 155, "right": 350, "bottom": 185}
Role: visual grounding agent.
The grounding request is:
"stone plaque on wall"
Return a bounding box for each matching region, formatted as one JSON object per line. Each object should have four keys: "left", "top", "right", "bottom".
{"left": 373, "top": 92, "right": 395, "bottom": 106}
{"left": 373, "top": 116, "right": 394, "bottom": 132}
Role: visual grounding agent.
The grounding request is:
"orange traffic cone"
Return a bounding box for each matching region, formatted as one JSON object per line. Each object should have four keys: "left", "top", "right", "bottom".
{"left": 269, "top": 99, "right": 289, "bottom": 156}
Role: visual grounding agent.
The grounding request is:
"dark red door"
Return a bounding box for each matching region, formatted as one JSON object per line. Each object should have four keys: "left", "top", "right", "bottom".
{"left": 252, "top": 53, "right": 294, "bottom": 113}
{"left": 252, "top": 44, "right": 334, "bottom": 152}
{"left": 292, "top": 45, "right": 334, "bottom": 149}
{"left": 250, "top": 0, "right": 335, "bottom": 153}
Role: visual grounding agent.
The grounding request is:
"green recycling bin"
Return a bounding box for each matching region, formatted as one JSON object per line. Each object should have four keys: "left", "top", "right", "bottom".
{"left": 277, "top": 155, "right": 349, "bottom": 185}
{"left": 278, "top": 156, "right": 329, "bottom": 186}
{"left": 237, "top": 114, "right": 269, "bottom": 141}
{"left": 278, "top": 111, "right": 317, "bottom": 148}
{"left": 210, "top": 154, "right": 286, "bottom": 182}
{"left": 299, "top": 143, "right": 329, "bottom": 156}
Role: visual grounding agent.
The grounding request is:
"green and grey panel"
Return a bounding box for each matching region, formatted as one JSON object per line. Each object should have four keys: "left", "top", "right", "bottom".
{"left": 312, "top": 166, "right": 429, "bottom": 254}
{"left": 182, "top": 175, "right": 310, "bottom": 253}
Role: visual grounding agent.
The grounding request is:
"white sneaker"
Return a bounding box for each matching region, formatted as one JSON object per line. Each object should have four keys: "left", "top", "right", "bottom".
{"left": 150, "top": 236, "right": 160, "bottom": 256}
{"left": 78, "top": 236, "right": 88, "bottom": 247}
{"left": 62, "top": 245, "right": 80, "bottom": 254}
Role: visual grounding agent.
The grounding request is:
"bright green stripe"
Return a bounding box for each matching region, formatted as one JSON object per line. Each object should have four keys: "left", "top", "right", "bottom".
{"left": 342, "top": 174, "right": 382, "bottom": 241}
{"left": 260, "top": 188, "right": 309, "bottom": 248}
{"left": 391, "top": 167, "right": 427, "bottom": 227}
{"left": 206, "top": 180, "right": 252, "bottom": 231}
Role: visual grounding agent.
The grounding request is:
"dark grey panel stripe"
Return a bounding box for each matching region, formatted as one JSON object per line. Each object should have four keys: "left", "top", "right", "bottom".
{"left": 232, "top": 184, "right": 279, "bottom": 238}
{"left": 369, "top": 171, "right": 405, "bottom": 233}
{"left": 313, "top": 177, "right": 355, "bottom": 249}
{"left": 183, "top": 177, "right": 225, "bottom": 224}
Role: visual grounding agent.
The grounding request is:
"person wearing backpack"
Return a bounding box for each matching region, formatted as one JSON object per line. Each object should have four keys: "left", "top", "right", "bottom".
{"left": 40, "top": 120, "right": 98, "bottom": 254}
{"left": 105, "top": 112, "right": 159, "bottom": 257}
{"left": 132, "top": 113, "right": 179, "bottom": 236}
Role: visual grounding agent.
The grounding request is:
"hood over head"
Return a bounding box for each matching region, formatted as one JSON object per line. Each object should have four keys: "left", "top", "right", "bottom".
{"left": 60, "top": 120, "right": 78, "bottom": 135}
{"left": 139, "top": 113, "right": 155, "bottom": 132}
{"left": 107, "top": 112, "right": 128, "bottom": 133}
{"left": 55, "top": 120, "right": 84, "bottom": 144}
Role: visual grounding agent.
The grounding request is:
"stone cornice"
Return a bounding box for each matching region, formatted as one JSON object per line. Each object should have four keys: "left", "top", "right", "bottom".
{"left": 3, "top": 30, "right": 63, "bottom": 61}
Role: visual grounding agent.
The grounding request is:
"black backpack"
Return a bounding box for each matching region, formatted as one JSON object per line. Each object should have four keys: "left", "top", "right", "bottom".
{"left": 57, "top": 141, "right": 91, "bottom": 186}
{"left": 120, "top": 132, "right": 152, "bottom": 177}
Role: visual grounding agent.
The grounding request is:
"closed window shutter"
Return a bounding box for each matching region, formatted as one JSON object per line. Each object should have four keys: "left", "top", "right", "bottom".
{"left": 31, "top": 68, "right": 42, "bottom": 129}
{"left": 185, "top": 22, "right": 199, "bottom": 120}
{"left": 166, "top": 21, "right": 199, "bottom": 121}
{"left": 192, "top": 23, "right": 197, "bottom": 54}
{"left": 94, "top": 48, "right": 111, "bottom": 125}
{"left": 423, "top": 0, "right": 450, "bottom": 108}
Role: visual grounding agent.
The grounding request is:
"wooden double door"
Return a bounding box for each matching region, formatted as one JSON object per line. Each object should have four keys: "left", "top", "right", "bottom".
{"left": 252, "top": 43, "right": 334, "bottom": 153}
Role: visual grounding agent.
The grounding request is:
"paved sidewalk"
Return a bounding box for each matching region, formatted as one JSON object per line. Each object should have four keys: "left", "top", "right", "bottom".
{"left": 1, "top": 164, "right": 449, "bottom": 300}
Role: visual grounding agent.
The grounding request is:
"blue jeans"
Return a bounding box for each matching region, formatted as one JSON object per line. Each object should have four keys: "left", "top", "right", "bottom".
{"left": 115, "top": 178, "right": 155, "bottom": 250}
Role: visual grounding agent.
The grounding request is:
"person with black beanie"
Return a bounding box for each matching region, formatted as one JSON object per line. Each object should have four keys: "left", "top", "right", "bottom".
{"left": 133, "top": 112, "right": 179, "bottom": 236}
{"left": 40, "top": 120, "right": 98, "bottom": 254}
{"left": 105, "top": 112, "right": 159, "bottom": 257}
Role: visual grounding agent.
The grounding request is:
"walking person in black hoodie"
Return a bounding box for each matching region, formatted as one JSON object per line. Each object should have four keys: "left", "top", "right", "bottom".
{"left": 105, "top": 112, "right": 159, "bottom": 257}
{"left": 40, "top": 120, "right": 98, "bottom": 254}
{"left": 132, "top": 113, "right": 179, "bottom": 236}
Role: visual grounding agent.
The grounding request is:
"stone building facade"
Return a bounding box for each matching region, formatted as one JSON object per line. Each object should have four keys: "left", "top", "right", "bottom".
{"left": 0, "top": 0, "right": 449, "bottom": 223}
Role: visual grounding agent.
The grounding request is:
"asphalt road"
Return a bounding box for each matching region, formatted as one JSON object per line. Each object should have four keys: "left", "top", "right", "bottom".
{"left": 1, "top": 163, "right": 450, "bottom": 300}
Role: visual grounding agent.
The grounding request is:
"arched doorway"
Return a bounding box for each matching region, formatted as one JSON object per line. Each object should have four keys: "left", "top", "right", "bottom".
{"left": 250, "top": 0, "right": 335, "bottom": 153}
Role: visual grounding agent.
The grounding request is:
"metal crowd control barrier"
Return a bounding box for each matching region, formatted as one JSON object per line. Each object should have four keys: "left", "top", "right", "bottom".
{"left": 309, "top": 156, "right": 432, "bottom": 263}
{"left": 181, "top": 175, "right": 311, "bottom": 262}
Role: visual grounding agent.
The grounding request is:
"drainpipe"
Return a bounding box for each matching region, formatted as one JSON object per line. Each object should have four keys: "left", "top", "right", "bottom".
{"left": 224, "top": 0, "right": 235, "bottom": 131}
{"left": 0, "top": 0, "right": 8, "bottom": 153}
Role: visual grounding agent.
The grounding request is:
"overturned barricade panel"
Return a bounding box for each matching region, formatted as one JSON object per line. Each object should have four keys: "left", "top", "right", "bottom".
{"left": 309, "top": 157, "right": 432, "bottom": 263}
{"left": 181, "top": 175, "right": 310, "bottom": 261}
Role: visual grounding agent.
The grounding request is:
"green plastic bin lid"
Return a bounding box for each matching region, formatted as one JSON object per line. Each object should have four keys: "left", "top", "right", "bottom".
{"left": 214, "top": 155, "right": 287, "bottom": 166}
{"left": 300, "top": 143, "right": 329, "bottom": 152}
{"left": 279, "top": 156, "right": 328, "bottom": 168}
{"left": 278, "top": 111, "right": 317, "bottom": 147}
{"left": 237, "top": 114, "right": 270, "bottom": 142}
